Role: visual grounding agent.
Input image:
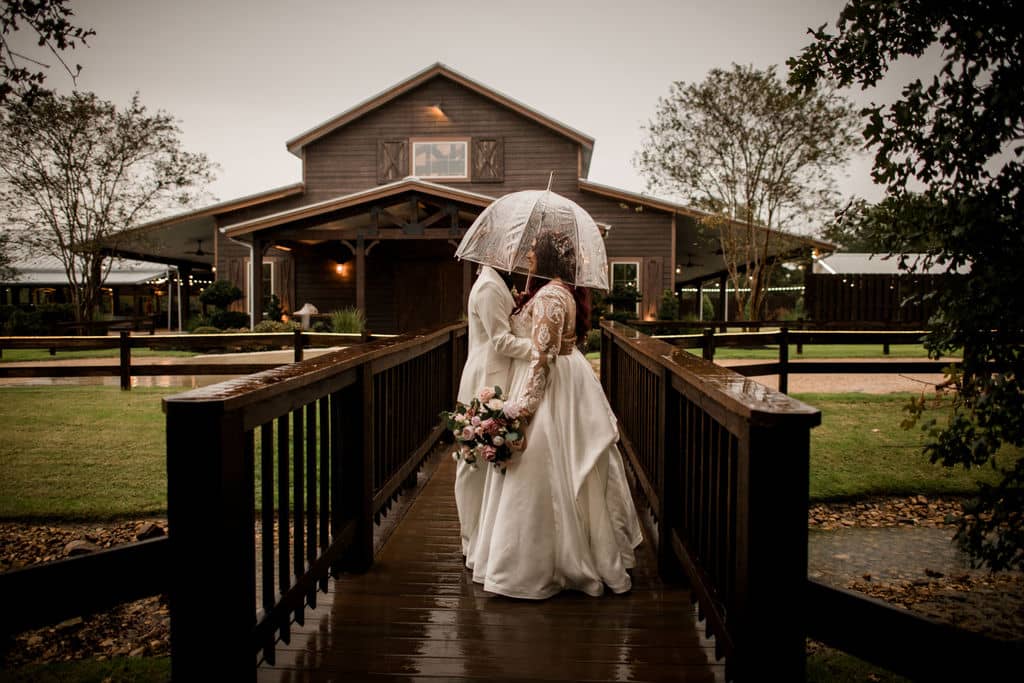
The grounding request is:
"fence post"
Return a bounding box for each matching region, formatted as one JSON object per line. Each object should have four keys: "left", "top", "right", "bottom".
{"left": 702, "top": 328, "right": 715, "bottom": 361}
{"left": 778, "top": 327, "right": 789, "bottom": 395}
{"left": 166, "top": 400, "right": 255, "bottom": 682}
{"left": 119, "top": 330, "right": 131, "bottom": 391}
{"left": 294, "top": 329, "right": 303, "bottom": 363}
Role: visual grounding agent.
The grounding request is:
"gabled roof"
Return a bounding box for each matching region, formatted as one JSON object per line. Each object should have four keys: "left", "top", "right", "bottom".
{"left": 285, "top": 63, "right": 595, "bottom": 157}
{"left": 127, "top": 182, "right": 305, "bottom": 234}
{"left": 222, "top": 177, "right": 498, "bottom": 238}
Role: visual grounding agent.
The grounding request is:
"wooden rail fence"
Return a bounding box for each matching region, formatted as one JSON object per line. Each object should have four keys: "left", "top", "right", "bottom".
{"left": 651, "top": 327, "right": 954, "bottom": 394}
{"left": 0, "top": 331, "right": 379, "bottom": 389}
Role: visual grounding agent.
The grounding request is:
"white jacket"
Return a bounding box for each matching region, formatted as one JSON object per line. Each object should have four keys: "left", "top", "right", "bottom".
{"left": 456, "top": 266, "right": 532, "bottom": 404}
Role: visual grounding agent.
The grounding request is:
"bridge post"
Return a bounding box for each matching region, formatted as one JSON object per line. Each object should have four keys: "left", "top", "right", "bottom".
{"left": 732, "top": 422, "right": 810, "bottom": 680}
{"left": 166, "top": 399, "right": 255, "bottom": 682}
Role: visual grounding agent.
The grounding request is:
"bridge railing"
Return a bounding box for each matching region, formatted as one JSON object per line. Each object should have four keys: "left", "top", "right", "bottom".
{"left": 601, "top": 320, "right": 821, "bottom": 681}
{"left": 164, "top": 322, "right": 466, "bottom": 681}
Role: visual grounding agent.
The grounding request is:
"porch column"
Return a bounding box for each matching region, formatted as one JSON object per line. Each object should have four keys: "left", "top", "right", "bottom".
{"left": 718, "top": 274, "right": 727, "bottom": 330}
{"left": 179, "top": 266, "right": 192, "bottom": 323}
{"left": 355, "top": 235, "right": 366, "bottom": 315}
{"left": 251, "top": 238, "right": 264, "bottom": 327}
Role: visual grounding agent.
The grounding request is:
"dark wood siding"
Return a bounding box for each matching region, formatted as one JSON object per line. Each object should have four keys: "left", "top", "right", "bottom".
{"left": 302, "top": 77, "right": 580, "bottom": 201}
{"left": 576, "top": 193, "right": 675, "bottom": 310}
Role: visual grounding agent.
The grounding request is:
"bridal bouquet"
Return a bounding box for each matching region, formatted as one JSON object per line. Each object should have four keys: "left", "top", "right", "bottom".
{"left": 441, "top": 385, "right": 526, "bottom": 474}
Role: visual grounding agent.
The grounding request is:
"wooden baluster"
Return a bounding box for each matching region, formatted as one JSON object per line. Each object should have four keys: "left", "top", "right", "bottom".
{"left": 259, "top": 423, "right": 275, "bottom": 665}
{"left": 318, "top": 396, "right": 330, "bottom": 592}
{"left": 292, "top": 408, "right": 304, "bottom": 627}
{"left": 276, "top": 414, "right": 290, "bottom": 644}
{"left": 329, "top": 390, "right": 343, "bottom": 577}
{"left": 305, "top": 402, "right": 317, "bottom": 609}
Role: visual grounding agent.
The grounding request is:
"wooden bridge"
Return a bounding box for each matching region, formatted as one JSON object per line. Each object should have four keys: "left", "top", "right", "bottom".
{"left": 155, "top": 320, "right": 817, "bottom": 682}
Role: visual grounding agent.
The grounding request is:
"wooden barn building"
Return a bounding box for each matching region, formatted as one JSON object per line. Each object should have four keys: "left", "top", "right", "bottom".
{"left": 108, "top": 63, "right": 824, "bottom": 333}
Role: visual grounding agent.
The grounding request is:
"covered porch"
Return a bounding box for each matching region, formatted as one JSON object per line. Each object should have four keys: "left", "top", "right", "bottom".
{"left": 221, "top": 179, "right": 498, "bottom": 333}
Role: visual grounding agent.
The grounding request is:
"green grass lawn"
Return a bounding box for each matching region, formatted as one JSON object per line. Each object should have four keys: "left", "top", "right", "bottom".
{"left": 795, "top": 392, "right": 1020, "bottom": 501}
{"left": 0, "top": 348, "right": 196, "bottom": 362}
{"left": 0, "top": 386, "right": 177, "bottom": 519}
{"left": 1, "top": 386, "right": 1017, "bottom": 520}
{"left": 0, "top": 656, "right": 170, "bottom": 683}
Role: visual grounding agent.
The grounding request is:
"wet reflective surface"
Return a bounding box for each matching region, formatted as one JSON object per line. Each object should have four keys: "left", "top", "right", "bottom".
{"left": 809, "top": 526, "right": 978, "bottom": 585}
{"left": 258, "top": 457, "right": 726, "bottom": 682}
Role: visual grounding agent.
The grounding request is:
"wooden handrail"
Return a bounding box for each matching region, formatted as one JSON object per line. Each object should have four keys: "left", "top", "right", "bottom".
{"left": 601, "top": 320, "right": 820, "bottom": 680}
{"left": 164, "top": 322, "right": 466, "bottom": 681}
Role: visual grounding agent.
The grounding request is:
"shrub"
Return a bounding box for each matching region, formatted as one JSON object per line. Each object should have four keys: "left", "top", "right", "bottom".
{"left": 210, "top": 310, "right": 250, "bottom": 330}
{"left": 584, "top": 328, "right": 602, "bottom": 353}
{"left": 330, "top": 307, "right": 365, "bottom": 334}
{"left": 311, "top": 320, "right": 331, "bottom": 333}
{"left": 190, "top": 326, "right": 222, "bottom": 335}
{"left": 199, "top": 280, "right": 242, "bottom": 310}
{"left": 657, "top": 289, "right": 680, "bottom": 320}
{"left": 185, "top": 314, "right": 212, "bottom": 332}
{"left": 263, "top": 294, "right": 283, "bottom": 322}
{"left": 252, "top": 319, "right": 299, "bottom": 333}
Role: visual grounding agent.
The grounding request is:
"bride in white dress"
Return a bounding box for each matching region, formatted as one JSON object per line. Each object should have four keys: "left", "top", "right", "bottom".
{"left": 465, "top": 231, "right": 643, "bottom": 599}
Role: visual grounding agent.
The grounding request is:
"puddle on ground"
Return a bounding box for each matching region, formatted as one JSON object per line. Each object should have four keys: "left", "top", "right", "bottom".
{"left": 808, "top": 526, "right": 979, "bottom": 585}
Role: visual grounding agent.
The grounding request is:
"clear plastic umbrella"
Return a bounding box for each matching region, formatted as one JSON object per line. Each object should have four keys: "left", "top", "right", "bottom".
{"left": 455, "top": 186, "right": 609, "bottom": 291}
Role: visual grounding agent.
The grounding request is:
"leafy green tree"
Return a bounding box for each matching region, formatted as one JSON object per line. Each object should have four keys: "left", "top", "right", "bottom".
{"left": 790, "top": 0, "right": 1023, "bottom": 570}
{"left": 1, "top": 0, "right": 93, "bottom": 105}
{"left": 0, "top": 91, "right": 216, "bottom": 322}
{"left": 825, "top": 194, "right": 942, "bottom": 253}
{"left": 637, "top": 64, "right": 858, "bottom": 320}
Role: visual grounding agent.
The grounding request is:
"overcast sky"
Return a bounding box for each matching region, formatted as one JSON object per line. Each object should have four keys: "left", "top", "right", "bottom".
{"left": 11, "top": 0, "right": 935, "bottom": 224}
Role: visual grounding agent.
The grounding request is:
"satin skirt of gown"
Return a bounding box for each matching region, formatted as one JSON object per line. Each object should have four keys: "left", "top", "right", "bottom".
{"left": 465, "top": 348, "right": 643, "bottom": 599}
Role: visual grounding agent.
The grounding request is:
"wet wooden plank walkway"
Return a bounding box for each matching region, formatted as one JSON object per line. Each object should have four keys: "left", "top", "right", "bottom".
{"left": 258, "top": 454, "right": 725, "bottom": 682}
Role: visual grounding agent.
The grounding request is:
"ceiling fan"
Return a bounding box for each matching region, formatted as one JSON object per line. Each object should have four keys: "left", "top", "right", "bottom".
{"left": 186, "top": 239, "right": 208, "bottom": 256}
{"left": 683, "top": 253, "right": 705, "bottom": 268}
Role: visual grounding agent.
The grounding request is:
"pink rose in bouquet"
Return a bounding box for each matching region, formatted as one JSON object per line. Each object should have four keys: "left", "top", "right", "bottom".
{"left": 440, "top": 385, "right": 529, "bottom": 474}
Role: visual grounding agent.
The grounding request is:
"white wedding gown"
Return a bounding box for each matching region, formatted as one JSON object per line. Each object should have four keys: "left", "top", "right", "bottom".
{"left": 465, "top": 281, "right": 643, "bottom": 599}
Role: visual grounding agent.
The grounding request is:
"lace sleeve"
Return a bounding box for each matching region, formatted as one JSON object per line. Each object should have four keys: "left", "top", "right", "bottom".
{"left": 519, "top": 289, "right": 566, "bottom": 417}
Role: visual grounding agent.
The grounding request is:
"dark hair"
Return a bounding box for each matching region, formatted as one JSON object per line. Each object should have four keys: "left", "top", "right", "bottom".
{"left": 530, "top": 232, "right": 577, "bottom": 283}
{"left": 513, "top": 232, "right": 591, "bottom": 344}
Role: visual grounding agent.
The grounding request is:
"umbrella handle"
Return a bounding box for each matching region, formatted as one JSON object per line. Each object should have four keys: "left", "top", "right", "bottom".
{"left": 546, "top": 171, "right": 554, "bottom": 191}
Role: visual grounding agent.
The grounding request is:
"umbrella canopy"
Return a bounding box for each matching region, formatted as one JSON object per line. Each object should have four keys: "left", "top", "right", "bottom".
{"left": 455, "top": 189, "right": 609, "bottom": 290}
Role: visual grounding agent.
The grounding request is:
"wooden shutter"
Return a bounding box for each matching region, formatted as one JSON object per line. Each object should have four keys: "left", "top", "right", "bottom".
{"left": 277, "top": 256, "right": 294, "bottom": 315}
{"left": 227, "top": 257, "right": 247, "bottom": 313}
{"left": 378, "top": 140, "right": 408, "bottom": 184}
{"left": 641, "top": 256, "right": 664, "bottom": 320}
{"left": 471, "top": 138, "right": 504, "bottom": 182}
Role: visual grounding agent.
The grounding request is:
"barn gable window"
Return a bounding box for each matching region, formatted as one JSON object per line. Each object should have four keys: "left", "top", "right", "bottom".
{"left": 411, "top": 139, "right": 469, "bottom": 180}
